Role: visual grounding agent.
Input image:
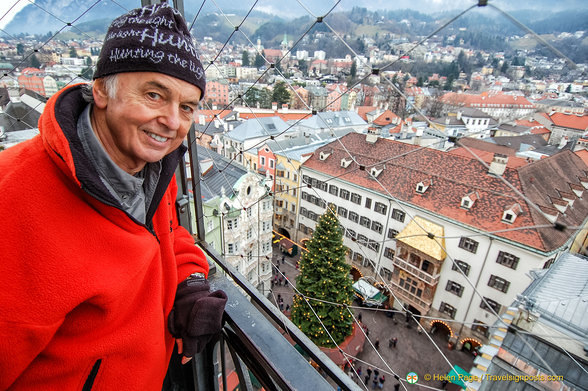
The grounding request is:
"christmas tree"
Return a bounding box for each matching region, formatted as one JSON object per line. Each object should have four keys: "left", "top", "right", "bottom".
{"left": 291, "top": 205, "right": 354, "bottom": 347}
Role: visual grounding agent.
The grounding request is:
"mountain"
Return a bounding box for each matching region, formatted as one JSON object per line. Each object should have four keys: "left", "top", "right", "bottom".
{"left": 2, "top": 0, "right": 586, "bottom": 40}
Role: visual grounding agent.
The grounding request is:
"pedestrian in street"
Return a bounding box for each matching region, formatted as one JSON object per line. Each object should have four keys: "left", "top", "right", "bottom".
{"left": 279, "top": 302, "right": 284, "bottom": 311}
{"left": 366, "top": 367, "right": 372, "bottom": 380}
{"left": 358, "top": 312, "right": 363, "bottom": 322}
{"left": 379, "top": 375, "right": 385, "bottom": 389}
{"left": 441, "top": 379, "right": 448, "bottom": 389}
{"left": 372, "top": 377, "right": 378, "bottom": 389}
{"left": 374, "top": 369, "right": 379, "bottom": 380}
{"left": 393, "top": 337, "right": 398, "bottom": 348}
{"left": 388, "top": 338, "right": 393, "bottom": 348}
{"left": 394, "top": 383, "right": 400, "bottom": 391}
{"left": 285, "top": 304, "right": 290, "bottom": 312}
{"left": 278, "top": 276, "right": 282, "bottom": 286}
{"left": 375, "top": 338, "right": 380, "bottom": 350}
{"left": 364, "top": 375, "right": 370, "bottom": 385}
{"left": 277, "top": 294, "right": 281, "bottom": 303}
{"left": 282, "top": 255, "right": 285, "bottom": 264}
{"left": 365, "top": 327, "right": 370, "bottom": 337}
{"left": 357, "top": 366, "right": 362, "bottom": 378}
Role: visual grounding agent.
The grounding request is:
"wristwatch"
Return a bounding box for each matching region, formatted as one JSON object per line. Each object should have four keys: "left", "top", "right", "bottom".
{"left": 187, "top": 272, "right": 206, "bottom": 281}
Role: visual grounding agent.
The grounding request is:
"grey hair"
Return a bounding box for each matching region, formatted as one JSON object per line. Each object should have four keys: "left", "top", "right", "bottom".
{"left": 81, "top": 74, "right": 119, "bottom": 103}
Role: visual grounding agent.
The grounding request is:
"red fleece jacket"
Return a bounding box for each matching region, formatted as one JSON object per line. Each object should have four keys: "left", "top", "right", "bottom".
{"left": 0, "top": 85, "right": 209, "bottom": 390}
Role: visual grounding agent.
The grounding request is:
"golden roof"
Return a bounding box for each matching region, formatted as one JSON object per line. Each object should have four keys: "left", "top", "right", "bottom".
{"left": 397, "top": 216, "right": 446, "bottom": 261}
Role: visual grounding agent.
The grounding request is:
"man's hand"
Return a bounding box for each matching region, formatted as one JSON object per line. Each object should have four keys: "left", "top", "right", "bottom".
{"left": 168, "top": 276, "right": 228, "bottom": 363}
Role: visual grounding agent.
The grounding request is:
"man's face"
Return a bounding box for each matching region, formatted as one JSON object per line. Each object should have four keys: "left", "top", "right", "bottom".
{"left": 92, "top": 72, "right": 202, "bottom": 174}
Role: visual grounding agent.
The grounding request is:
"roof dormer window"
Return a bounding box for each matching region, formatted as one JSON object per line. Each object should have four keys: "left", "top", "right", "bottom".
{"left": 341, "top": 158, "right": 352, "bottom": 168}
{"left": 416, "top": 179, "right": 432, "bottom": 194}
{"left": 570, "top": 183, "right": 584, "bottom": 198}
{"left": 370, "top": 165, "right": 384, "bottom": 178}
{"left": 502, "top": 203, "right": 522, "bottom": 223}
{"left": 319, "top": 149, "right": 332, "bottom": 161}
{"left": 461, "top": 191, "right": 479, "bottom": 209}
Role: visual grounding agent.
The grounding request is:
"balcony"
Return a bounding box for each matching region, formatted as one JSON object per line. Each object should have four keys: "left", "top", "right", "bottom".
{"left": 274, "top": 206, "right": 287, "bottom": 216}
{"left": 389, "top": 280, "right": 431, "bottom": 314}
{"left": 393, "top": 256, "right": 440, "bottom": 285}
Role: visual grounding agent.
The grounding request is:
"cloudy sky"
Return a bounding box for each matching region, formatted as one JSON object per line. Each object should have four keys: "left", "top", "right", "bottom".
{"left": 0, "top": 1, "right": 28, "bottom": 29}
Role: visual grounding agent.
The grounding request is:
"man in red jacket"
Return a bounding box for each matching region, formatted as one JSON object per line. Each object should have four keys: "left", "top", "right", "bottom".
{"left": 0, "top": 3, "right": 226, "bottom": 390}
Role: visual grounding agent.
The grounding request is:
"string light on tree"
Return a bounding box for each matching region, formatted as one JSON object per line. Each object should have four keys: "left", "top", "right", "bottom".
{"left": 291, "top": 206, "right": 354, "bottom": 347}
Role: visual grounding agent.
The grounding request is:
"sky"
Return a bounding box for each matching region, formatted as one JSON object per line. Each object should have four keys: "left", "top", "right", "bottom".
{"left": 0, "top": 0, "right": 29, "bottom": 30}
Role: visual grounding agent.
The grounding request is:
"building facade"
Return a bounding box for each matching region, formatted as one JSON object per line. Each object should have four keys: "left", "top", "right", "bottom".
{"left": 297, "top": 132, "right": 588, "bottom": 349}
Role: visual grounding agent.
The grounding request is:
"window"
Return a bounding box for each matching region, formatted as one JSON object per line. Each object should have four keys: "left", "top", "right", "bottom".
{"left": 262, "top": 221, "right": 271, "bottom": 231}
{"left": 374, "top": 202, "right": 387, "bottom": 214}
{"left": 349, "top": 211, "right": 359, "bottom": 223}
{"left": 440, "top": 302, "right": 457, "bottom": 319}
{"left": 371, "top": 221, "right": 383, "bottom": 234}
{"left": 399, "top": 276, "right": 421, "bottom": 297}
{"left": 350, "top": 193, "right": 362, "bottom": 204}
{"left": 496, "top": 251, "right": 519, "bottom": 270}
{"left": 365, "top": 197, "right": 372, "bottom": 209}
{"left": 384, "top": 247, "right": 395, "bottom": 259}
{"left": 391, "top": 208, "right": 405, "bottom": 222}
{"left": 387, "top": 228, "right": 399, "bottom": 239}
{"left": 471, "top": 319, "right": 489, "bottom": 337}
{"left": 338, "top": 206, "right": 348, "bottom": 218}
{"left": 227, "top": 218, "right": 238, "bottom": 230}
{"left": 359, "top": 216, "right": 371, "bottom": 228}
{"left": 291, "top": 204, "right": 296, "bottom": 213}
{"left": 451, "top": 260, "right": 470, "bottom": 276}
{"left": 381, "top": 267, "right": 392, "bottom": 281}
{"left": 207, "top": 220, "right": 214, "bottom": 232}
{"left": 345, "top": 229, "right": 357, "bottom": 239}
{"left": 480, "top": 297, "right": 501, "bottom": 314}
{"left": 367, "top": 240, "right": 380, "bottom": 252}
{"left": 269, "top": 159, "right": 274, "bottom": 168}
{"left": 445, "top": 280, "right": 464, "bottom": 297}
{"left": 247, "top": 228, "right": 253, "bottom": 240}
{"left": 339, "top": 189, "right": 350, "bottom": 200}
{"left": 357, "top": 234, "right": 368, "bottom": 246}
{"left": 227, "top": 243, "right": 235, "bottom": 254}
{"left": 488, "top": 275, "right": 510, "bottom": 293}
{"left": 260, "top": 156, "right": 266, "bottom": 165}
{"left": 329, "top": 184, "right": 338, "bottom": 195}
{"left": 458, "top": 237, "right": 479, "bottom": 253}
{"left": 247, "top": 207, "right": 252, "bottom": 218}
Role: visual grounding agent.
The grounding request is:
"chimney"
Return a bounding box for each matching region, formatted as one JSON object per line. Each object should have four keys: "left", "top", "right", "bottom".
{"left": 489, "top": 153, "right": 508, "bottom": 176}
{"left": 456, "top": 111, "right": 462, "bottom": 120}
{"left": 272, "top": 102, "right": 278, "bottom": 111}
{"left": 282, "top": 103, "right": 289, "bottom": 112}
{"left": 198, "top": 114, "right": 206, "bottom": 126}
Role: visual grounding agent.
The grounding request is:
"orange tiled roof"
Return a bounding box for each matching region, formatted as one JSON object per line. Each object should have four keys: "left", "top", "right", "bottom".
{"left": 373, "top": 110, "right": 399, "bottom": 126}
{"left": 356, "top": 106, "right": 377, "bottom": 121}
{"left": 442, "top": 91, "right": 534, "bottom": 108}
{"left": 549, "top": 113, "right": 588, "bottom": 131}
{"left": 302, "top": 133, "right": 588, "bottom": 251}
{"left": 575, "top": 149, "right": 588, "bottom": 167}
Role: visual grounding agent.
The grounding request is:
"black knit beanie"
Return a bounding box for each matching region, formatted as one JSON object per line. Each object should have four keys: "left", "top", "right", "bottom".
{"left": 94, "top": 3, "right": 206, "bottom": 96}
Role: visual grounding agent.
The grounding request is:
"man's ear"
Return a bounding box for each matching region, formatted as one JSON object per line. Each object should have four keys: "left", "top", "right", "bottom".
{"left": 93, "top": 79, "right": 109, "bottom": 109}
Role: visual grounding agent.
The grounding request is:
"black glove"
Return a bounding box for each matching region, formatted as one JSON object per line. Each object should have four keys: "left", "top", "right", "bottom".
{"left": 168, "top": 276, "right": 228, "bottom": 357}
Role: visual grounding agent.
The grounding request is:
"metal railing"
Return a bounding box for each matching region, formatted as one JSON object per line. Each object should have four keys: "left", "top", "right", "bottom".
{"left": 166, "top": 122, "right": 361, "bottom": 391}
{"left": 393, "top": 256, "right": 440, "bottom": 285}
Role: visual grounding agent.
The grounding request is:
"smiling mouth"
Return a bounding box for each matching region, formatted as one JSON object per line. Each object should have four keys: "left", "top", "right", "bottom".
{"left": 145, "top": 131, "right": 169, "bottom": 143}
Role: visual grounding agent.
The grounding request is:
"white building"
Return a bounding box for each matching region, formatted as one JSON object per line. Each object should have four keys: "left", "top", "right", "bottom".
{"left": 298, "top": 132, "right": 588, "bottom": 349}
{"left": 198, "top": 146, "right": 274, "bottom": 295}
